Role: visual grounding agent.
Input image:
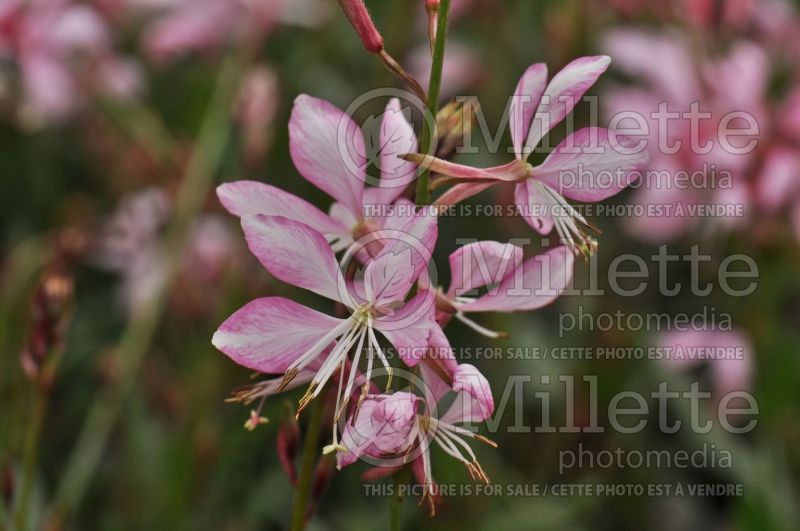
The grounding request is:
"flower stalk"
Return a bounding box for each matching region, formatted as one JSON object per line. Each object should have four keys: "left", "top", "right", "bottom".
{"left": 415, "top": 0, "right": 451, "bottom": 206}
{"left": 290, "top": 399, "right": 324, "bottom": 531}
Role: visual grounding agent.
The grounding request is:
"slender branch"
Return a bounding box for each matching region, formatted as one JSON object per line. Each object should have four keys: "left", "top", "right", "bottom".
{"left": 415, "top": 0, "right": 451, "bottom": 206}
{"left": 51, "top": 48, "right": 245, "bottom": 520}
{"left": 290, "top": 399, "right": 324, "bottom": 531}
{"left": 13, "top": 386, "right": 47, "bottom": 531}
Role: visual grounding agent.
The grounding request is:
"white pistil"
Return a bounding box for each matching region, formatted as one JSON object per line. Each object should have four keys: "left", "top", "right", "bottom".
{"left": 455, "top": 311, "right": 506, "bottom": 339}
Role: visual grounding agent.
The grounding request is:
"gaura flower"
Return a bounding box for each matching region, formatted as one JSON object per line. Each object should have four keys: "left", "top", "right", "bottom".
{"left": 0, "top": 0, "right": 141, "bottom": 124}
{"left": 602, "top": 32, "right": 766, "bottom": 242}
{"left": 430, "top": 241, "right": 574, "bottom": 338}
{"left": 337, "top": 362, "right": 496, "bottom": 515}
{"left": 404, "top": 56, "right": 648, "bottom": 257}
{"left": 212, "top": 210, "right": 438, "bottom": 418}
{"left": 658, "top": 329, "right": 753, "bottom": 398}
{"left": 218, "top": 95, "right": 418, "bottom": 253}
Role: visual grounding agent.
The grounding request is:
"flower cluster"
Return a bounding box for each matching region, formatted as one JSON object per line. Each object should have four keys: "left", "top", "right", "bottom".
{"left": 212, "top": 52, "right": 646, "bottom": 514}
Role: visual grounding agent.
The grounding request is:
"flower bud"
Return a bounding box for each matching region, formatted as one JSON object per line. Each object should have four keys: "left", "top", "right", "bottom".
{"left": 20, "top": 269, "right": 74, "bottom": 389}
{"left": 336, "top": 0, "right": 384, "bottom": 54}
{"left": 435, "top": 98, "right": 479, "bottom": 158}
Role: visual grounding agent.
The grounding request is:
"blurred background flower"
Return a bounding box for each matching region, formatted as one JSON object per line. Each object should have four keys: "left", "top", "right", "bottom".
{"left": 1, "top": 0, "right": 799, "bottom": 530}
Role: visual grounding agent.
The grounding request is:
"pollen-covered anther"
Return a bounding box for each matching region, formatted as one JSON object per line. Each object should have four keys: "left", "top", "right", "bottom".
{"left": 277, "top": 367, "right": 300, "bottom": 392}
{"left": 474, "top": 434, "right": 499, "bottom": 448}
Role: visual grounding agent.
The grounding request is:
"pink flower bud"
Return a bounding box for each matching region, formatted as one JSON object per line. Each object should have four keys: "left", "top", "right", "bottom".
{"left": 336, "top": 0, "right": 383, "bottom": 53}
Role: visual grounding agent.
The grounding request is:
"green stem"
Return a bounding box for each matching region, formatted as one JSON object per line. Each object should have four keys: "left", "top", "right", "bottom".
{"left": 290, "top": 400, "right": 324, "bottom": 531}
{"left": 51, "top": 48, "right": 245, "bottom": 519}
{"left": 415, "top": 0, "right": 451, "bottom": 206}
{"left": 13, "top": 387, "right": 47, "bottom": 531}
{"left": 389, "top": 467, "right": 409, "bottom": 531}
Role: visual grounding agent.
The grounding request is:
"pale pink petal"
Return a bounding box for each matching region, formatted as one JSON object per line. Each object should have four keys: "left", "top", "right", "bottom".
{"left": 212, "top": 296, "right": 343, "bottom": 373}
{"left": 704, "top": 41, "right": 768, "bottom": 108}
{"left": 364, "top": 248, "right": 415, "bottom": 306}
{"left": 217, "top": 181, "right": 347, "bottom": 235}
{"left": 372, "top": 207, "right": 438, "bottom": 285}
{"left": 338, "top": 393, "right": 417, "bottom": 468}
{"left": 51, "top": 5, "right": 109, "bottom": 51}
{"left": 447, "top": 241, "right": 524, "bottom": 298}
{"left": 509, "top": 63, "right": 548, "bottom": 159}
{"left": 514, "top": 181, "right": 554, "bottom": 234}
{"left": 373, "top": 197, "right": 416, "bottom": 232}
{"left": 459, "top": 246, "right": 574, "bottom": 313}
{"left": 375, "top": 291, "right": 435, "bottom": 367}
{"left": 289, "top": 94, "right": 365, "bottom": 216}
{"left": 602, "top": 30, "right": 699, "bottom": 105}
{"left": 658, "top": 329, "right": 753, "bottom": 396}
{"left": 442, "top": 363, "right": 494, "bottom": 424}
{"left": 143, "top": 0, "right": 236, "bottom": 60}
{"left": 373, "top": 97, "right": 418, "bottom": 206}
{"left": 435, "top": 181, "right": 496, "bottom": 208}
{"left": 242, "top": 215, "right": 346, "bottom": 302}
{"left": 21, "top": 52, "right": 77, "bottom": 119}
{"left": 756, "top": 148, "right": 800, "bottom": 211}
{"left": 420, "top": 325, "right": 457, "bottom": 407}
{"left": 533, "top": 127, "right": 648, "bottom": 202}
{"left": 337, "top": 399, "right": 380, "bottom": 467}
{"left": 524, "top": 56, "right": 611, "bottom": 152}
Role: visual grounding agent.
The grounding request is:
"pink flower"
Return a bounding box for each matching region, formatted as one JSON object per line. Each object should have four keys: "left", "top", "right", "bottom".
{"left": 212, "top": 210, "right": 438, "bottom": 417}
{"left": 603, "top": 31, "right": 768, "bottom": 242}
{"left": 428, "top": 241, "right": 574, "bottom": 338}
{"left": 0, "top": 0, "right": 139, "bottom": 124}
{"left": 406, "top": 57, "right": 648, "bottom": 255}
{"left": 756, "top": 147, "right": 800, "bottom": 243}
{"left": 139, "top": 0, "right": 330, "bottom": 62}
{"left": 93, "top": 187, "right": 170, "bottom": 312}
{"left": 338, "top": 362, "right": 496, "bottom": 515}
{"left": 218, "top": 95, "right": 419, "bottom": 253}
{"left": 658, "top": 329, "right": 753, "bottom": 398}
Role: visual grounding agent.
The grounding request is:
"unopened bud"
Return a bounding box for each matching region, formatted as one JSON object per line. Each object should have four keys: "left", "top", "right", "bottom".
{"left": 336, "top": 0, "right": 384, "bottom": 54}
{"left": 435, "top": 98, "right": 479, "bottom": 158}
{"left": 21, "top": 269, "right": 74, "bottom": 388}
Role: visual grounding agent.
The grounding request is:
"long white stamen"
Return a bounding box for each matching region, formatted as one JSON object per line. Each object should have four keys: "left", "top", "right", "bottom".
{"left": 312, "top": 322, "right": 363, "bottom": 399}
{"left": 438, "top": 424, "right": 479, "bottom": 463}
{"left": 286, "top": 317, "right": 354, "bottom": 374}
{"left": 367, "top": 317, "right": 393, "bottom": 389}
{"left": 336, "top": 326, "right": 368, "bottom": 420}
{"left": 331, "top": 356, "right": 347, "bottom": 446}
{"left": 455, "top": 312, "right": 504, "bottom": 339}
{"left": 433, "top": 431, "right": 471, "bottom": 465}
